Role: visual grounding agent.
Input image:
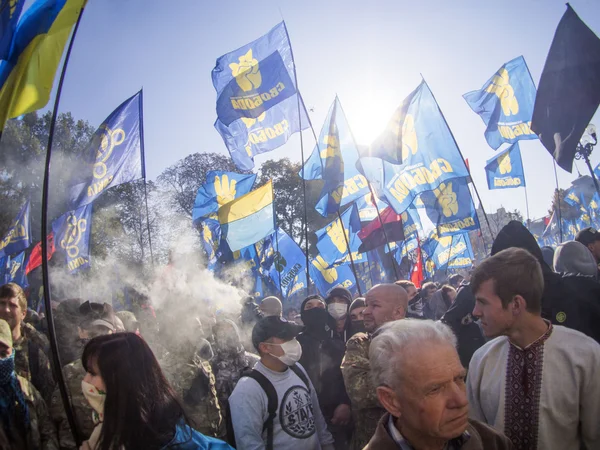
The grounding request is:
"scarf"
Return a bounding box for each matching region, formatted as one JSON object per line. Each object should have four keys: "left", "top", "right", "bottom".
{"left": 0, "top": 352, "right": 30, "bottom": 437}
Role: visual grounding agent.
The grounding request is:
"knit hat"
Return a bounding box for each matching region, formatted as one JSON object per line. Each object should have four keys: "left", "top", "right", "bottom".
{"left": 554, "top": 240, "right": 598, "bottom": 277}
{"left": 326, "top": 287, "right": 352, "bottom": 305}
{"left": 349, "top": 297, "right": 365, "bottom": 313}
{"left": 0, "top": 319, "right": 11, "bottom": 348}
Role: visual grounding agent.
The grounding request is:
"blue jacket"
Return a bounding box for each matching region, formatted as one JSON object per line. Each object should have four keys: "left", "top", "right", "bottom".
{"left": 162, "top": 424, "right": 233, "bottom": 449}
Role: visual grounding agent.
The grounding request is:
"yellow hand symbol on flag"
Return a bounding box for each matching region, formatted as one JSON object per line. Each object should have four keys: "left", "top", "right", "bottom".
{"left": 241, "top": 112, "right": 267, "bottom": 129}
{"left": 426, "top": 259, "right": 435, "bottom": 274}
{"left": 320, "top": 134, "right": 340, "bottom": 159}
{"left": 436, "top": 182, "right": 459, "bottom": 218}
{"left": 312, "top": 255, "right": 338, "bottom": 283}
{"left": 326, "top": 220, "right": 349, "bottom": 253}
{"left": 214, "top": 174, "right": 237, "bottom": 206}
{"left": 202, "top": 223, "right": 216, "bottom": 259}
{"left": 498, "top": 153, "right": 512, "bottom": 174}
{"left": 486, "top": 68, "right": 519, "bottom": 116}
{"left": 229, "top": 49, "right": 262, "bottom": 92}
{"left": 438, "top": 235, "right": 453, "bottom": 248}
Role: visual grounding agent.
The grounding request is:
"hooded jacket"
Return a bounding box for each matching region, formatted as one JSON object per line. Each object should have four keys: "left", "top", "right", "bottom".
{"left": 491, "top": 221, "right": 600, "bottom": 343}
{"left": 554, "top": 240, "right": 598, "bottom": 278}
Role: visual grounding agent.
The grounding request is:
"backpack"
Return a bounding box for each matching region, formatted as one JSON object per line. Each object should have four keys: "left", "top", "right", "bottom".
{"left": 225, "top": 364, "right": 310, "bottom": 450}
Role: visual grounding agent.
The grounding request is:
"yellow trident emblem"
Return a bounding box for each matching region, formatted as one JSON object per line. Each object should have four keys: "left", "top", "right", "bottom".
{"left": 61, "top": 214, "right": 87, "bottom": 259}
{"left": 326, "top": 219, "right": 349, "bottom": 253}
{"left": 434, "top": 182, "right": 459, "bottom": 218}
{"left": 214, "top": 174, "right": 237, "bottom": 206}
{"left": 485, "top": 68, "right": 519, "bottom": 116}
{"left": 93, "top": 125, "right": 126, "bottom": 179}
{"left": 498, "top": 153, "right": 512, "bottom": 174}
{"left": 229, "top": 49, "right": 262, "bottom": 92}
{"left": 312, "top": 255, "right": 338, "bottom": 283}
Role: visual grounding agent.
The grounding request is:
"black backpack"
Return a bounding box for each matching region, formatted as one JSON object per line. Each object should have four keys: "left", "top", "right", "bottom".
{"left": 225, "top": 364, "right": 310, "bottom": 450}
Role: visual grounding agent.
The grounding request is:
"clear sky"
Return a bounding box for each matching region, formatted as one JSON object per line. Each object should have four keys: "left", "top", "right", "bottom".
{"left": 36, "top": 0, "right": 600, "bottom": 221}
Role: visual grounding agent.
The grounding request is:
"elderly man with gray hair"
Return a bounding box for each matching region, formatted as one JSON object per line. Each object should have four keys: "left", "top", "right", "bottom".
{"left": 364, "top": 319, "right": 513, "bottom": 450}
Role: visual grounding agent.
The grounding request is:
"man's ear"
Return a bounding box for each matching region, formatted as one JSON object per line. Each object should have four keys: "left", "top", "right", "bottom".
{"left": 376, "top": 386, "right": 402, "bottom": 418}
{"left": 511, "top": 295, "right": 527, "bottom": 315}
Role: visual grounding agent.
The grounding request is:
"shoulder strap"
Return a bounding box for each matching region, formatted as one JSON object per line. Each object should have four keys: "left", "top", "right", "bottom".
{"left": 289, "top": 364, "right": 310, "bottom": 392}
{"left": 244, "top": 369, "right": 278, "bottom": 450}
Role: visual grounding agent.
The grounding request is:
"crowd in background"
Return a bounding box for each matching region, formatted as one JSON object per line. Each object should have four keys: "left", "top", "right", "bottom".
{"left": 1, "top": 220, "right": 600, "bottom": 449}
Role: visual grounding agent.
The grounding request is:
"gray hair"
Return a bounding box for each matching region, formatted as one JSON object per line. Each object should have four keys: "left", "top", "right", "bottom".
{"left": 369, "top": 319, "right": 457, "bottom": 389}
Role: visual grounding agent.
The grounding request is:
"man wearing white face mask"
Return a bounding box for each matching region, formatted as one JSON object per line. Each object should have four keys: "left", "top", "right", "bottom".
{"left": 228, "top": 316, "right": 334, "bottom": 450}
{"left": 325, "top": 287, "right": 353, "bottom": 343}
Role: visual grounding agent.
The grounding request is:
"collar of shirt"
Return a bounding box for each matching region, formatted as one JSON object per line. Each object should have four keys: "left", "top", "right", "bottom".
{"left": 386, "top": 415, "right": 471, "bottom": 450}
{"left": 508, "top": 319, "right": 553, "bottom": 352}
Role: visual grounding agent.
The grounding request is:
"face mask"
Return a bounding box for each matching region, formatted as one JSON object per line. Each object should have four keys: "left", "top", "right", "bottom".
{"left": 351, "top": 320, "right": 366, "bottom": 335}
{"left": 328, "top": 303, "right": 348, "bottom": 320}
{"left": 268, "top": 338, "right": 302, "bottom": 366}
{"left": 81, "top": 380, "right": 106, "bottom": 424}
{"left": 0, "top": 352, "right": 15, "bottom": 385}
{"left": 302, "top": 307, "right": 328, "bottom": 330}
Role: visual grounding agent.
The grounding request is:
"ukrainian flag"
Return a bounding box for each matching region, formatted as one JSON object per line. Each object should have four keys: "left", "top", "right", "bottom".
{"left": 0, "top": 0, "right": 85, "bottom": 131}
{"left": 218, "top": 181, "right": 275, "bottom": 252}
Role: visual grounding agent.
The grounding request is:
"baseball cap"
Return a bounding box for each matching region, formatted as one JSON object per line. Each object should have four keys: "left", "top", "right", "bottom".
{"left": 0, "top": 319, "right": 12, "bottom": 348}
{"left": 252, "top": 316, "right": 303, "bottom": 351}
{"left": 575, "top": 227, "right": 600, "bottom": 247}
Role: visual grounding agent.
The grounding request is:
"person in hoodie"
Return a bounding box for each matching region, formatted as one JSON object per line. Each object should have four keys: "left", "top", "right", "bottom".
{"left": 297, "top": 295, "right": 352, "bottom": 450}
{"left": 348, "top": 297, "right": 366, "bottom": 336}
{"left": 490, "top": 220, "right": 600, "bottom": 343}
{"left": 325, "top": 287, "right": 353, "bottom": 343}
{"left": 554, "top": 240, "right": 599, "bottom": 278}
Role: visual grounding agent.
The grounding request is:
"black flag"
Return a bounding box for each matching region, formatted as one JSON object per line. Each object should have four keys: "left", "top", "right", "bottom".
{"left": 531, "top": 4, "right": 600, "bottom": 173}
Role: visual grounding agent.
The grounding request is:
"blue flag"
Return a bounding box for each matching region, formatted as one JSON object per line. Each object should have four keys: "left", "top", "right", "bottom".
{"left": 355, "top": 192, "right": 388, "bottom": 223}
{"left": 52, "top": 204, "right": 93, "bottom": 273}
{"left": 0, "top": 0, "right": 25, "bottom": 60}
{"left": 359, "top": 81, "right": 470, "bottom": 215}
{"left": 463, "top": 56, "right": 538, "bottom": 150}
{"left": 421, "top": 232, "right": 473, "bottom": 276}
{"left": 400, "top": 207, "right": 422, "bottom": 239}
{"left": 199, "top": 218, "right": 222, "bottom": 271}
{"left": 446, "top": 234, "right": 475, "bottom": 270}
{"left": 315, "top": 204, "right": 362, "bottom": 266}
{"left": 564, "top": 186, "right": 584, "bottom": 207}
{"left": 418, "top": 177, "right": 480, "bottom": 236}
{"left": 0, "top": 255, "right": 8, "bottom": 284}
{"left": 301, "top": 97, "right": 370, "bottom": 216}
{"left": 6, "top": 251, "right": 27, "bottom": 288}
{"left": 0, "top": 200, "right": 31, "bottom": 258}
{"left": 589, "top": 193, "right": 600, "bottom": 228}
{"left": 192, "top": 171, "right": 257, "bottom": 226}
{"left": 310, "top": 257, "right": 356, "bottom": 297}
{"left": 68, "top": 91, "right": 143, "bottom": 209}
{"left": 484, "top": 142, "right": 526, "bottom": 190}
{"left": 212, "top": 22, "right": 298, "bottom": 127}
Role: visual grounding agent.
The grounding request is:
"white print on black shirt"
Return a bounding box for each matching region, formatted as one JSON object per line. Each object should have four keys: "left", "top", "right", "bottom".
{"left": 279, "top": 385, "right": 316, "bottom": 439}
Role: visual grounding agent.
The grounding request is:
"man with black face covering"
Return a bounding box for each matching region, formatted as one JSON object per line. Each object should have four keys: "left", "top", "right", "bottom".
{"left": 297, "top": 295, "right": 352, "bottom": 450}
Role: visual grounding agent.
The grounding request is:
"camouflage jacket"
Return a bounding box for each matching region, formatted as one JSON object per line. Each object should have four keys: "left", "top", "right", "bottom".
{"left": 341, "top": 332, "right": 386, "bottom": 450}
{"left": 211, "top": 350, "right": 259, "bottom": 413}
{"left": 16, "top": 375, "right": 59, "bottom": 450}
{"left": 159, "top": 350, "right": 222, "bottom": 438}
{"left": 14, "top": 323, "right": 55, "bottom": 405}
{"left": 49, "top": 360, "right": 94, "bottom": 450}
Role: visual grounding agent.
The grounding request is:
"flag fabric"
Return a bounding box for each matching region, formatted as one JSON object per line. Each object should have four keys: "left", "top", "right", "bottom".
{"left": 531, "top": 4, "right": 600, "bottom": 173}
{"left": 315, "top": 204, "right": 362, "bottom": 266}
{"left": 594, "top": 162, "right": 600, "bottom": 181}
{"left": 192, "top": 171, "right": 257, "bottom": 226}
{"left": 218, "top": 181, "right": 275, "bottom": 252}
{"left": 463, "top": 56, "right": 537, "bottom": 150}
{"left": 357, "top": 206, "right": 404, "bottom": 253}
{"left": 301, "top": 97, "right": 370, "bottom": 216}
{"left": 563, "top": 186, "right": 585, "bottom": 208}
{"left": 0, "top": 0, "right": 25, "bottom": 60}
{"left": 589, "top": 192, "right": 600, "bottom": 227}
{"left": 5, "top": 251, "right": 27, "bottom": 288}
{"left": 355, "top": 191, "right": 388, "bottom": 223}
{"left": 400, "top": 207, "right": 422, "bottom": 239}
{"left": 199, "top": 218, "right": 222, "bottom": 271}
{"left": 410, "top": 245, "right": 424, "bottom": 288}
{"left": 0, "top": 199, "right": 30, "bottom": 258}
{"left": 484, "top": 142, "right": 526, "bottom": 190}
{"left": 0, "top": 255, "right": 7, "bottom": 283}
{"left": 25, "top": 232, "right": 55, "bottom": 274}
{"left": 421, "top": 232, "right": 473, "bottom": 276}
{"left": 68, "top": 91, "right": 143, "bottom": 209}
{"left": 446, "top": 234, "right": 475, "bottom": 270}
{"left": 358, "top": 81, "right": 470, "bottom": 215}
{"left": 52, "top": 203, "right": 93, "bottom": 273}
{"left": 309, "top": 257, "right": 356, "bottom": 297}
{"left": 215, "top": 94, "right": 309, "bottom": 171}
{"left": 418, "top": 177, "right": 480, "bottom": 236}
{"left": 0, "top": 0, "right": 85, "bottom": 131}
{"left": 212, "top": 22, "right": 297, "bottom": 127}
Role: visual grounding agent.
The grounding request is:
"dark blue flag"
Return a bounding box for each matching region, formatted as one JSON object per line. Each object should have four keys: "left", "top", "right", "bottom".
{"left": 52, "top": 204, "right": 93, "bottom": 273}
{"left": 0, "top": 200, "right": 30, "bottom": 258}
{"left": 0, "top": 0, "right": 25, "bottom": 60}
{"left": 0, "top": 255, "right": 7, "bottom": 283}
{"left": 315, "top": 204, "right": 362, "bottom": 266}
{"left": 484, "top": 142, "right": 526, "bottom": 190}
{"left": 68, "top": 91, "right": 143, "bottom": 208}
{"left": 6, "top": 251, "right": 27, "bottom": 288}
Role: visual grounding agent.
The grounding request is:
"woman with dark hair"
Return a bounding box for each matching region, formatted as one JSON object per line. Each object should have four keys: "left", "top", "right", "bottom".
{"left": 80, "top": 333, "right": 231, "bottom": 450}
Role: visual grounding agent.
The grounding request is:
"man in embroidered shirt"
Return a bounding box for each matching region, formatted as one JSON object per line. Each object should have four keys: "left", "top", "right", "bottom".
{"left": 467, "top": 247, "right": 600, "bottom": 450}
{"left": 364, "top": 319, "right": 512, "bottom": 450}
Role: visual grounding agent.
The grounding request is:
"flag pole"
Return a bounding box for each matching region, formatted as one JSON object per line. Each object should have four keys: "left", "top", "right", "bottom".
{"left": 335, "top": 98, "right": 399, "bottom": 280}
{"left": 138, "top": 89, "right": 154, "bottom": 266}
{"left": 274, "top": 230, "right": 284, "bottom": 299}
{"left": 524, "top": 186, "right": 531, "bottom": 230}
{"left": 40, "top": 5, "right": 86, "bottom": 446}
{"left": 423, "top": 78, "right": 494, "bottom": 241}
{"left": 283, "top": 22, "right": 311, "bottom": 293}
{"left": 552, "top": 160, "right": 564, "bottom": 243}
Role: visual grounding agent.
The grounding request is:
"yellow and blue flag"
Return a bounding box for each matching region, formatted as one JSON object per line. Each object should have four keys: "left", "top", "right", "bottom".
{"left": 68, "top": 91, "right": 143, "bottom": 209}
{"left": 309, "top": 256, "right": 356, "bottom": 297}
{"left": 5, "top": 250, "right": 27, "bottom": 288}
{"left": 199, "top": 218, "right": 222, "bottom": 271}
{"left": 359, "top": 81, "right": 469, "bottom": 215}
{"left": 212, "top": 22, "right": 297, "bottom": 127}
{"left": 463, "top": 56, "right": 537, "bottom": 150}
{"left": 0, "top": 0, "right": 25, "bottom": 60}
{"left": 0, "top": 199, "right": 30, "bottom": 258}
{"left": 484, "top": 142, "right": 526, "bottom": 190}
{"left": 192, "top": 171, "right": 257, "bottom": 226}
{"left": 301, "top": 97, "right": 370, "bottom": 217}
{"left": 52, "top": 203, "right": 92, "bottom": 273}
{"left": 315, "top": 204, "right": 362, "bottom": 266}
{"left": 0, "top": 0, "right": 85, "bottom": 131}
{"left": 218, "top": 181, "right": 275, "bottom": 252}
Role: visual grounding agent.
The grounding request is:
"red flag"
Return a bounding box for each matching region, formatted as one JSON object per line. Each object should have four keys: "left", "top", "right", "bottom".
{"left": 357, "top": 207, "right": 405, "bottom": 253}
{"left": 410, "top": 245, "right": 424, "bottom": 288}
{"left": 25, "top": 233, "right": 55, "bottom": 274}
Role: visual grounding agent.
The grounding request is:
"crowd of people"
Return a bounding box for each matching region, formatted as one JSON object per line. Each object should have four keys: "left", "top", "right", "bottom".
{"left": 1, "top": 220, "right": 600, "bottom": 449}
